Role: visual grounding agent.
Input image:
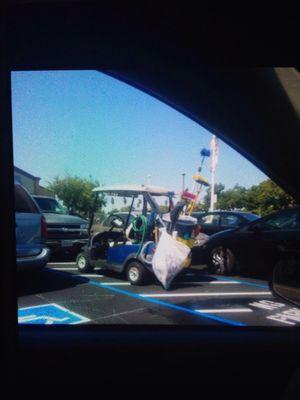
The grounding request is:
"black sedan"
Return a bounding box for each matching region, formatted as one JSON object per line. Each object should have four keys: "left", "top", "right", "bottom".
{"left": 199, "top": 207, "right": 300, "bottom": 277}
{"left": 192, "top": 210, "right": 259, "bottom": 235}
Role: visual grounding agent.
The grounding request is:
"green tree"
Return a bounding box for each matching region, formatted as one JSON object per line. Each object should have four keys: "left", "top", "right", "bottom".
{"left": 217, "top": 184, "right": 248, "bottom": 210}
{"left": 245, "top": 180, "right": 295, "bottom": 216}
{"left": 201, "top": 179, "right": 295, "bottom": 216}
{"left": 47, "top": 174, "right": 103, "bottom": 217}
{"left": 203, "top": 183, "right": 225, "bottom": 210}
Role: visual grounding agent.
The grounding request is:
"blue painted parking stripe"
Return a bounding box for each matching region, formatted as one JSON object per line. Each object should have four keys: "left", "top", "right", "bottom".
{"left": 214, "top": 275, "right": 269, "bottom": 289}
{"left": 46, "top": 268, "right": 247, "bottom": 327}
{"left": 18, "top": 303, "right": 90, "bottom": 324}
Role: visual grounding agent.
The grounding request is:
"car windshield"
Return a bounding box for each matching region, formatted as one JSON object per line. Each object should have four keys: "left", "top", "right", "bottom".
{"left": 254, "top": 209, "right": 300, "bottom": 231}
{"left": 13, "top": 70, "right": 299, "bottom": 329}
{"left": 34, "top": 197, "right": 67, "bottom": 214}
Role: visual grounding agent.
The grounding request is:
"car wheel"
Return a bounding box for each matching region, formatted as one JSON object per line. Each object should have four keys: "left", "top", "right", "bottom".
{"left": 126, "top": 261, "right": 148, "bottom": 285}
{"left": 209, "top": 246, "right": 237, "bottom": 275}
{"left": 76, "top": 252, "right": 94, "bottom": 273}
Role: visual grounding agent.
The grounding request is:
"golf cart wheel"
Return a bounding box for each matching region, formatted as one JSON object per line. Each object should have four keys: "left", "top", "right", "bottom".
{"left": 76, "top": 252, "right": 94, "bottom": 273}
{"left": 209, "top": 246, "right": 237, "bottom": 275}
{"left": 126, "top": 261, "right": 148, "bottom": 285}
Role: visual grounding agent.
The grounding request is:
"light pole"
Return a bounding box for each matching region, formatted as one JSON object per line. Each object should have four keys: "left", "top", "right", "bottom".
{"left": 210, "top": 135, "right": 219, "bottom": 211}
{"left": 210, "top": 167, "right": 215, "bottom": 211}
{"left": 147, "top": 174, "right": 151, "bottom": 186}
{"left": 181, "top": 172, "right": 186, "bottom": 192}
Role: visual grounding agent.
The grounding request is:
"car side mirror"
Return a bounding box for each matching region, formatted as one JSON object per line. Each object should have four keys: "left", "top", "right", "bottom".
{"left": 271, "top": 259, "right": 300, "bottom": 306}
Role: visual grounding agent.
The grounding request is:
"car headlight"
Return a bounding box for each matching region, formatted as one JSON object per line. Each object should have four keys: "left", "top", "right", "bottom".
{"left": 81, "top": 224, "right": 88, "bottom": 230}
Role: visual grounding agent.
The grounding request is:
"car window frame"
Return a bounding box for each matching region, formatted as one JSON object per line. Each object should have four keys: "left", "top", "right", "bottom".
{"left": 220, "top": 212, "right": 244, "bottom": 227}
{"left": 199, "top": 212, "right": 221, "bottom": 227}
{"left": 34, "top": 196, "right": 66, "bottom": 214}
{"left": 247, "top": 209, "right": 300, "bottom": 232}
{"left": 14, "top": 184, "right": 39, "bottom": 214}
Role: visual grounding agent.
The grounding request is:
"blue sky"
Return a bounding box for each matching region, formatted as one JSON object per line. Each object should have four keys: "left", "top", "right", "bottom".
{"left": 11, "top": 70, "right": 267, "bottom": 198}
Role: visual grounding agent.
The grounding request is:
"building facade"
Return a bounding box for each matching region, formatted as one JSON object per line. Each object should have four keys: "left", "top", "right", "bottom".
{"left": 14, "top": 166, "right": 54, "bottom": 197}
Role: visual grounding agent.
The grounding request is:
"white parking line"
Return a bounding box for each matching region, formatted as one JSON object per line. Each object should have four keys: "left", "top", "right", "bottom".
{"left": 50, "top": 267, "right": 103, "bottom": 271}
{"left": 210, "top": 281, "right": 240, "bottom": 284}
{"left": 80, "top": 274, "right": 104, "bottom": 278}
{"left": 140, "top": 292, "right": 272, "bottom": 298}
{"left": 266, "top": 316, "right": 296, "bottom": 326}
{"left": 49, "top": 266, "right": 103, "bottom": 271}
{"left": 101, "top": 282, "right": 131, "bottom": 286}
{"left": 47, "top": 262, "right": 75, "bottom": 265}
{"left": 195, "top": 308, "right": 253, "bottom": 313}
{"left": 177, "top": 281, "right": 241, "bottom": 285}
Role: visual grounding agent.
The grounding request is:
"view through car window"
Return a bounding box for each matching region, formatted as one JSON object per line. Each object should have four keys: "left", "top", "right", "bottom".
{"left": 13, "top": 70, "right": 300, "bottom": 327}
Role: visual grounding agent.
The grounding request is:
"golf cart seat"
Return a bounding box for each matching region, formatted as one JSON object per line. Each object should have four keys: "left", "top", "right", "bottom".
{"left": 91, "top": 230, "right": 125, "bottom": 259}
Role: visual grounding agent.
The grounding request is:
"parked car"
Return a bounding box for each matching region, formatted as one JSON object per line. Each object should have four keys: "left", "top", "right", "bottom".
{"left": 190, "top": 211, "right": 205, "bottom": 221}
{"left": 200, "top": 207, "right": 300, "bottom": 277}
{"left": 15, "top": 183, "right": 50, "bottom": 271}
{"left": 192, "top": 210, "right": 259, "bottom": 236}
{"left": 95, "top": 212, "right": 138, "bottom": 233}
{"left": 32, "top": 195, "right": 89, "bottom": 257}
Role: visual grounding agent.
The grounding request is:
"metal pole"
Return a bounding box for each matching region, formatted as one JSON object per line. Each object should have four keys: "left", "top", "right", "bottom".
{"left": 210, "top": 135, "right": 216, "bottom": 211}
{"left": 182, "top": 173, "right": 186, "bottom": 192}
{"left": 88, "top": 192, "right": 99, "bottom": 236}
{"left": 210, "top": 168, "right": 215, "bottom": 211}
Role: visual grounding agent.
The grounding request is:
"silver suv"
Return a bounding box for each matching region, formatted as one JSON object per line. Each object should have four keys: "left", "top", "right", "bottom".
{"left": 15, "top": 183, "right": 50, "bottom": 271}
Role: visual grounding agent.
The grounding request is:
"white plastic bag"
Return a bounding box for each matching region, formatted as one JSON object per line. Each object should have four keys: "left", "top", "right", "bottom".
{"left": 152, "top": 229, "right": 191, "bottom": 290}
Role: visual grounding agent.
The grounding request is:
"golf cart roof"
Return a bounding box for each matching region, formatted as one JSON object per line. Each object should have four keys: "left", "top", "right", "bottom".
{"left": 92, "top": 184, "right": 175, "bottom": 197}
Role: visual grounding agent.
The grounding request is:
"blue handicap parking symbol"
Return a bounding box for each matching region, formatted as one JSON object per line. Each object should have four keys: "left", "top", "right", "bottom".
{"left": 18, "top": 303, "right": 90, "bottom": 325}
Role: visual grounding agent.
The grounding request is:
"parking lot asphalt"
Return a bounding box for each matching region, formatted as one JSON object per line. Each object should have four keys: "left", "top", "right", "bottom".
{"left": 18, "top": 263, "right": 300, "bottom": 327}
